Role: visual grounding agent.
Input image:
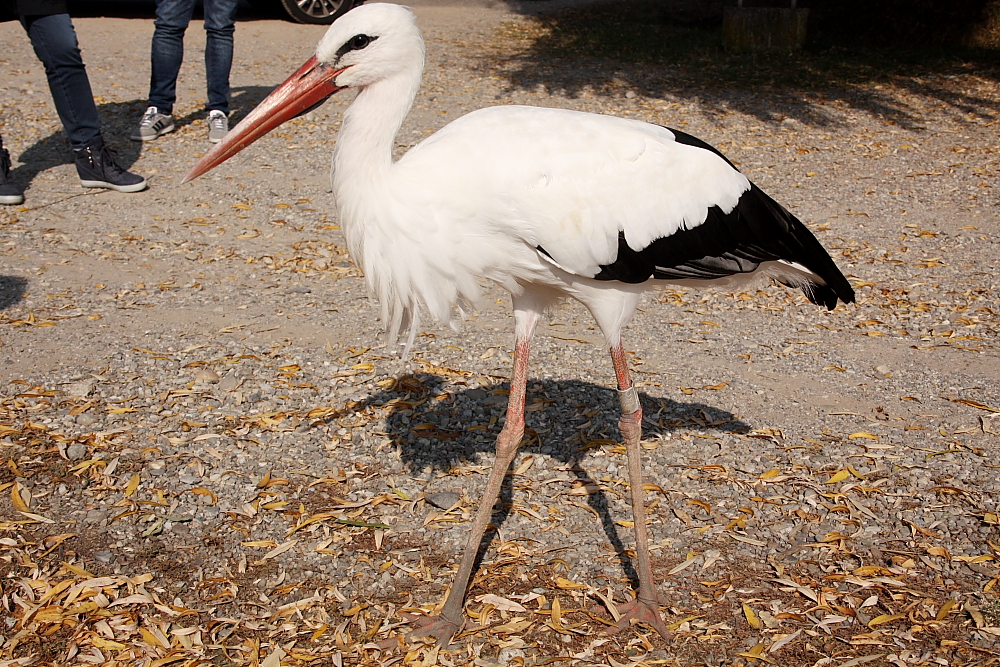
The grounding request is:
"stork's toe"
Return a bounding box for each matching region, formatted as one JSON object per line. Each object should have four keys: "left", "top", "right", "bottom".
{"left": 403, "top": 611, "right": 464, "bottom": 647}
{"left": 609, "top": 597, "right": 673, "bottom": 641}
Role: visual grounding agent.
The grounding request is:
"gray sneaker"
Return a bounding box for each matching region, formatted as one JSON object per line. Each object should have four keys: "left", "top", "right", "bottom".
{"left": 207, "top": 110, "right": 229, "bottom": 143}
{"left": 131, "top": 106, "right": 175, "bottom": 141}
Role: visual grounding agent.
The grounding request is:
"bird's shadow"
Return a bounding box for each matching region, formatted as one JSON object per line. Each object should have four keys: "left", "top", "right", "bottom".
{"left": 340, "top": 373, "right": 749, "bottom": 590}
{"left": 7, "top": 86, "right": 273, "bottom": 194}
{"left": 0, "top": 276, "right": 27, "bottom": 310}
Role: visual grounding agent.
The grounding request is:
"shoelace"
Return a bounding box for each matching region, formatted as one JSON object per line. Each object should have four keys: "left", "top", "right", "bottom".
{"left": 81, "top": 143, "right": 127, "bottom": 178}
{"left": 140, "top": 107, "right": 162, "bottom": 127}
{"left": 99, "top": 144, "right": 129, "bottom": 178}
{"left": 209, "top": 113, "right": 228, "bottom": 131}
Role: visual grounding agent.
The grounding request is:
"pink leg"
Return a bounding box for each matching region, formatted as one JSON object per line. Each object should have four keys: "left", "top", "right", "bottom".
{"left": 407, "top": 337, "right": 532, "bottom": 645}
{"left": 608, "top": 342, "right": 672, "bottom": 641}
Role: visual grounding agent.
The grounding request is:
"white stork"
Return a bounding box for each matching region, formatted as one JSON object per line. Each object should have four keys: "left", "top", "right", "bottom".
{"left": 185, "top": 3, "right": 854, "bottom": 644}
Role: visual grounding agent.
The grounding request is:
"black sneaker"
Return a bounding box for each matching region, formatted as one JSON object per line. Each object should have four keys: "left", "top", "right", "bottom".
{"left": 74, "top": 138, "right": 147, "bottom": 193}
{"left": 0, "top": 145, "right": 24, "bottom": 205}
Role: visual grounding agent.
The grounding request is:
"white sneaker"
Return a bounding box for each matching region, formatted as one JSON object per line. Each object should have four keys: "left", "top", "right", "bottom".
{"left": 207, "top": 110, "right": 229, "bottom": 143}
{"left": 131, "top": 106, "right": 175, "bottom": 141}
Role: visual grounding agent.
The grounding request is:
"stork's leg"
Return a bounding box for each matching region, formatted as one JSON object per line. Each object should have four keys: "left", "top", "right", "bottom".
{"left": 407, "top": 333, "right": 533, "bottom": 645}
{"left": 608, "top": 341, "right": 672, "bottom": 641}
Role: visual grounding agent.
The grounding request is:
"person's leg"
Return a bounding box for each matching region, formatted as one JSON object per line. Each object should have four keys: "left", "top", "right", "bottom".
{"left": 21, "top": 14, "right": 100, "bottom": 150}
{"left": 20, "top": 15, "right": 146, "bottom": 192}
{"left": 202, "top": 0, "right": 237, "bottom": 115}
{"left": 148, "top": 0, "right": 196, "bottom": 115}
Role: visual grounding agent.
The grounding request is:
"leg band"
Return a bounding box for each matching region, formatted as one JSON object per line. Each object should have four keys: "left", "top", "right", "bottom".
{"left": 618, "top": 386, "right": 640, "bottom": 414}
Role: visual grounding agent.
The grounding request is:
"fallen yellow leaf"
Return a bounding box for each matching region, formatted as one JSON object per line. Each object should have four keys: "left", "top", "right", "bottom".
{"left": 125, "top": 474, "right": 140, "bottom": 498}
{"left": 743, "top": 604, "right": 762, "bottom": 630}
{"left": 555, "top": 577, "right": 588, "bottom": 591}
{"left": 11, "top": 482, "right": 29, "bottom": 512}
{"left": 936, "top": 599, "right": 956, "bottom": 620}
{"left": 868, "top": 614, "right": 905, "bottom": 627}
{"left": 826, "top": 469, "right": 850, "bottom": 484}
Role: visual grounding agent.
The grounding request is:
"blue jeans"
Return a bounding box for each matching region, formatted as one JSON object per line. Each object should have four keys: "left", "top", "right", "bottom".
{"left": 20, "top": 14, "right": 102, "bottom": 150}
{"left": 148, "top": 0, "right": 238, "bottom": 115}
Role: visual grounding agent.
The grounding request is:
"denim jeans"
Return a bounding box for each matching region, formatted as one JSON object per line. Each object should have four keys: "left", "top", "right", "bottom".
{"left": 148, "top": 0, "right": 238, "bottom": 115}
{"left": 20, "top": 14, "right": 102, "bottom": 150}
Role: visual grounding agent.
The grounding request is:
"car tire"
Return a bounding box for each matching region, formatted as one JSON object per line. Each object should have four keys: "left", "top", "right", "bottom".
{"left": 279, "top": 0, "right": 354, "bottom": 24}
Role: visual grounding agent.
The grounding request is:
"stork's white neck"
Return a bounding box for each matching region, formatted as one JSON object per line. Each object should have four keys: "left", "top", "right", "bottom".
{"left": 332, "top": 66, "right": 421, "bottom": 188}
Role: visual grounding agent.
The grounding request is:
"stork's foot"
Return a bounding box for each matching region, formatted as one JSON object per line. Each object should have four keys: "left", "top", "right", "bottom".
{"left": 610, "top": 597, "right": 673, "bottom": 641}
{"left": 403, "top": 611, "right": 463, "bottom": 646}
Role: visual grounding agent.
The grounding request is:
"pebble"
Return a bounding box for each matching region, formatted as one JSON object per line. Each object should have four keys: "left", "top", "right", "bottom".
{"left": 219, "top": 374, "right": 240, "bottom": 391}
{"left": 424, "top": 491, "right": 462, "bottom": 510}
{"left": 84, "top": 510, "right": 107, "bottom": 524}
{"left": 75, "top": 413, "right": 99, "bottom": 426}
{"left": 65, "top": 380, "right": 95, "bottom": 397}
{"left": 66, "top": 442, "right": 89, "bottom": 460}
{"left": 194, "top": 369, "right": 221, "bottom": 384}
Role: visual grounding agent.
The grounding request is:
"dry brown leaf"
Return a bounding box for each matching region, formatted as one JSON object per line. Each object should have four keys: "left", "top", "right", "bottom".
{"left": 837, "top": 656, "right": 886, "bottom": 667}
{"left": 949, "top": 398, "right": 1000, "bottom": 413}
{"left": 190, "top": 487, "right": 218, "bottom": 504}
{"left": 474, "top": 594, "right": 527, "bottom": 613}
{"left": 668, "top": 554, "right": 700, "bottom": 575}
{"left": 768, "top": 630, "right": 801, "bottom": 652}
{"left": 490, "top": 617, "right": 532, "bottom": 635}
{"left": 736, "top": 644, "right": 772, "bottom": 663}
{"left": 260, "top": 647, "right": 286, "bottom": 667}
{"left": 262, "top": 540, "right": 298, "bottom": 560}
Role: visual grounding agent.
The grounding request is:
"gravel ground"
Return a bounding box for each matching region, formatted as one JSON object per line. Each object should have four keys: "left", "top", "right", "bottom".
{"left": 1, "top": 2, "right": 999, "bottom": 666}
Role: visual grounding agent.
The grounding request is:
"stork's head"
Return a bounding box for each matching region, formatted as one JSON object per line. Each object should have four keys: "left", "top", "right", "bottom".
{"left": 317, "top": 3, "right": 423, "bottom": 88}
{"left": 183, "top": 3, "right": 423, "bottom": 183}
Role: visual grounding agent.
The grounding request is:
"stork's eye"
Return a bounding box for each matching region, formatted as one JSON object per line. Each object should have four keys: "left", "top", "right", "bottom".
{"left": 335, "top": 33, "right": 377, "bottom": 58}
{"left": 350, "top": 34, "right": 371, "bottom": 49}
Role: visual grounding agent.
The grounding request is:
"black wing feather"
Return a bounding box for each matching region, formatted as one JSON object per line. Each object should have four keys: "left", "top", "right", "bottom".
{"left": 584, "top": 127, "right": 855, "bottom": 310}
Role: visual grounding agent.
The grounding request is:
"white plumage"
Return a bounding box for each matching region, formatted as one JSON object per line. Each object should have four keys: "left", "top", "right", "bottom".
{"left": 185, "top": 2, "right": 854, "bottom": 645}
{"left": 326, "top": 11, "right": 752, "bottom": 351}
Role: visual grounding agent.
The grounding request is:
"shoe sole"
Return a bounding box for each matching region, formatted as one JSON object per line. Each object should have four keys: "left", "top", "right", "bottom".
{"left": 130, "top": 123, "right": 175, "bottom": 141}
{"left": 0, "top": 195, "right": 25, "bottom": 205}
{"left": 80, "top": 179, "right": 148, "bottom": 193}
{"left": 208, "top": 133, "right": 228, "bottom": 144}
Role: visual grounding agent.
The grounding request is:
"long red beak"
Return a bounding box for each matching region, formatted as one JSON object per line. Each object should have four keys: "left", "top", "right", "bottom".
{"left": 183, "top": 56, "right": 347, "bottom": 183}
